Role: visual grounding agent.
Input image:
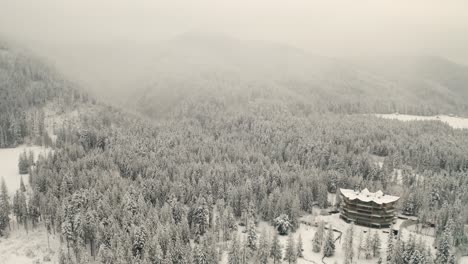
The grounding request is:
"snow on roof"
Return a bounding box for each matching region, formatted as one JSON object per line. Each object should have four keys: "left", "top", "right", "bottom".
{"left": 340, "top": 188, "right": 399, "bottom": 204}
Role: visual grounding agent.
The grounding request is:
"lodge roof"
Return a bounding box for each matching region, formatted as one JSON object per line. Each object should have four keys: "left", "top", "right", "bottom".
{"left": 340, "top": 188, "right": 399, "bottom": 205}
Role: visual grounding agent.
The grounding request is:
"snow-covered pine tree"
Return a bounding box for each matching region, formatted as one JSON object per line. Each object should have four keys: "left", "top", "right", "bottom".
{"left": 0, "top": 178, "right": 10, "bottom": 236}
{"left": 297, "top": 234, "right": 303, "bottom": 258}
{"left": 18, "top": 150, "right": 29, "bottom": 175}
{"left": 343, "top": 223, "right": 354, "bottom": 264}
{"left": 247, "top": 224, "right": 258, "bottom": 250}
{"left": 312, "top": 221, "right": 325, "bottom": 253}
{"left": 323, "top": 225, "right": 335, "bottom": 258}
{"left": 270, "top": 233, "right": 282, "bottom": 264}
{"left": 229, "top": 235, "right": 241, "bottom": 264}
{"left": 365, "top": 230, "right": 373, "bottom": 259}
{"left": 372, "top": 230, "right": 381, "bottom": 258}
{"left": 387, "top": 229, "right": 395, "bottom": 262}
{"left": 274, "top": 214, "right": 292, "bottom": 235}
{"left": 435, "top": 231, "right": 451, "bottom": 264}
{"left": 284, "top": 233, "right": 297, "bottom": 264}
{"left": 257, "top": 229, "right": 270, "bottom": 264}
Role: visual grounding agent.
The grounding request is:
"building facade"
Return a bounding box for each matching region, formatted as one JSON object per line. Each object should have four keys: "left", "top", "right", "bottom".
{"left": 339, "top": 188, "right": 399, "bottom": 228}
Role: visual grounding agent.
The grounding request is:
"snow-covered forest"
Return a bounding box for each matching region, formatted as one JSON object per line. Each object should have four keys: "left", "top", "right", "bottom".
{"left": 2, "top": 1, "right": 468, "bottom": 262}
{"left": 0, "top": 39, "right": 467, "bottom": 264}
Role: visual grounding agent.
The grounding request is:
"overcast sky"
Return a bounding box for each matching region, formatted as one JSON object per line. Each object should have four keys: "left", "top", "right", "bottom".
{"left": 1, "top": 0, "right": 468, "bottom": 66}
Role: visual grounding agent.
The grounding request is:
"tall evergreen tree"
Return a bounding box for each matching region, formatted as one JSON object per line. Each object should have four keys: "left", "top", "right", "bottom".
{"left": 284, "top": 234, "right": 297, "bottom": 264}
{"left": 312, "top": 221, "right": 325, "bottom": 253}
{"left": 343, "top": 223, "right": 354, "bottom": 264}
{"left": 270, "top": 233, "right": 282, "bottom": 264}
{"left": 372, "top": 230, "right": 381, "bottom": 258}
{"left": 228, "top": 235, "right": 241, "bottom": 264}
{"left": 257, "top": 229, "right": 270, "bottom": 264}
{"left": 365, "top": 230, "right": 373, "bottom": 259}
{"left": 323, "top": 225, "right": 335, "bottom": 258}
{"left": 0, "top": 177, "right": 10, "bottom": 235}
{"left": 296, "top": 234, "right": 303, "bottom": 258}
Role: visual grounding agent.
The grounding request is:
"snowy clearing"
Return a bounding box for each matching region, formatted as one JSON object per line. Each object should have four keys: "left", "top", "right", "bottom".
{"left": 375, "top": 113, "right": 468, "bottom": 129}
{"left": 0, "top": 224, "right": 60, "bottom": 264}
{"left": 221, "top": 213, "right": 437, "bottom": 264}
{"left": 0, "top": 145, "right": 52, "bottom": 196}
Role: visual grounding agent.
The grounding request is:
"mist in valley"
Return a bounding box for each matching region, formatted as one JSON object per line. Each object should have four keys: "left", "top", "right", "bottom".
{"left": 1, "top": 1, "right": 468, "bottom": 264}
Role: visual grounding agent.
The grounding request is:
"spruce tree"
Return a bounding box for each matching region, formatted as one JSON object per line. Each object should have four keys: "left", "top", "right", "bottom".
{"left": 323, "top": 225, "right": 335, "bottom": 258}
{"left": 20, "top": 176, "right": 26, "bottom": 192}
{"left": 270, "top": 233, "right": 282, "bottom": 264}
{"left": 0, "top": 178, "right": 10, "bottom": 235}
{"left": 435, "top": 232, "right": 451, "bottom": 264}
{"left": 296, "top": 234, "right": 303, "bottom": 258}
{"left": 343, "top": 223, "right": 354, "bottom": 264}
{"left": 18, "top": 150, "right": 29, "bottom": 175}
{"left": 284, "top": 234, "right": 297, "bottom": 264}
{"left": 247, "top": 224, "right": 258, "bottom": 251}
{"left": 387, "top": 229, "right": 395, "bottom": 262}
{"left": 229, "top": 235, "right": 241, "bottom": 264}
{"left": 365, "top": 230, "right": 372, "bottom": 259}
{"left": 312, "top": 221, "right": 325, "bottom": 253}
{"left": 372, "top": 231, "right": 381, "bottom": 258}
{"left": 257, "top": 229, "right": 270, "bottom": 264}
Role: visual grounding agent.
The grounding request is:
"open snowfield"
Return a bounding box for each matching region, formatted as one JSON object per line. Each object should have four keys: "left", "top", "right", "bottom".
{"left": 0, "top": 145, "right": 51, "bottom": 196}
{"left": 0, "top": 224, "right": 60, "bottom": 264}
{"left": 375, "top": 114, "right": 468, "bottom": 129}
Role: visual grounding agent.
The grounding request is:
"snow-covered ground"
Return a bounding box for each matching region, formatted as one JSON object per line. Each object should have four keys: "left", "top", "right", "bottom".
{"left": 0, "top": 145, "right": 51, "bottom": 196}
{"left": 375, "top": 114, "right": 468, "bottom": 129}
{"left": 221, "top": 212, "right": 437, "bottom": 264}
{"left": 0, "top": 224, "right": 60, "bottom": 264}
{"left": 0, "top": 145, "right": 58, "bottom": 264}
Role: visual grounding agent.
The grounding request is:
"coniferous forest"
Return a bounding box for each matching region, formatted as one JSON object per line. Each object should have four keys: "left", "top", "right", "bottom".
{"left": 0, "top": 35, "right": 467, "bottom": 264}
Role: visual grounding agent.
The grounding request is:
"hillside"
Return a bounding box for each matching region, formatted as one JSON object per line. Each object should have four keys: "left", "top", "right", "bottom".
{"left": 128, "top": 34, "right": 468, "bottom": 118}
{"left": 0, "top": 41, "right": 90, "bottom": 148}
{"left": 0, "top": 37, "right": 467, "bottom": 264}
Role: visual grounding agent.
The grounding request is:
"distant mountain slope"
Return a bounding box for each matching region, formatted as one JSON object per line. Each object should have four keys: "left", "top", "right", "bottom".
{"left": 0, "top": 40, "right": 88, "bottom": 147}
{"left": 129, "top": 34, "right": 468, "bottom": 118}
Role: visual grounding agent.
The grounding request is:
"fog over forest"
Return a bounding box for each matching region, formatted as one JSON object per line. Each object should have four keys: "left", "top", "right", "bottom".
{"left": 1, "top": 1, "right": 468, "bottom": 264}
{"left": 1, "top": 0, "right": 468, "bottom": 101}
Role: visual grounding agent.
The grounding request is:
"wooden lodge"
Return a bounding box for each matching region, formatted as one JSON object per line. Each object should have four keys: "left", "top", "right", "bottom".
{"left": 339, "top": 188, "right": 399, "bottom": 228}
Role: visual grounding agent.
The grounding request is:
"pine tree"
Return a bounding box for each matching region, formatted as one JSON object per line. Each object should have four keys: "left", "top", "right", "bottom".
{"left": 312, "top": 221, "right": 325, "bottom": 253}
{"left": 18, "top": 150, "right": 29, "bottom": 175}
{"left": 372, "top": 231, "right": 381, "bottom": 258}
{"left": 274, "top": 214, "right": 292, "bottom": 236}
{"left": 365, "top": 230, "right": 372, "bottom": 259}
{"left": 435, "top": 232, "right": 451, "bottom": 264}
{"left": 247, "top": 224, "right": 258, "bottom": 251}
{"left": 257, "top": 229, "right": 270, "bottom": 264}
{"left": 193, "top": 244, "right": 207, "bottom": 264}
{"left": 296, "top": 234, "right": 303, "bottom": 258}
{"left": 387, "top": 229, "right": 395, "bottom": 262}
{"left": 284, "top": 234, "right": 297, "bottom": 264}
{"left": 323, "top": 225, "right": 335, "bottom": 258}
{"left": 343, "top": 223, "right": 354, "bottom": 264}
{"left": 20, "top": 176, "right": 26, "bottom": 192}
{"left": 0, "top": 178, "right": 10, "bottom": 235}
{"left": 229, "top": 235, "right": 241, "bottom": 264}
{"left": 270, "top": 233, "right": 282, "bottom": 264}
{"left": 392, "top": 234, "right": 404, "bottom": 264}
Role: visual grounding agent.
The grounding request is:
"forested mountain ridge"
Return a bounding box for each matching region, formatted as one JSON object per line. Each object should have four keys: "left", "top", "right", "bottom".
{"left": 129, "top": 34, "right": 468, "bottom": 118}
{"left": 0, "top": 38, "right": 467, "bottom": 263}
{"left": 0, "top": 41, "right": 90, "bottom": 147}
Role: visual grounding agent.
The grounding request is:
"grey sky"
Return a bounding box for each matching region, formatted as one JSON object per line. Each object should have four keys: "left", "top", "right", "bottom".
{"left": 1, "top": 0, "right": 468, "bottom": 63}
